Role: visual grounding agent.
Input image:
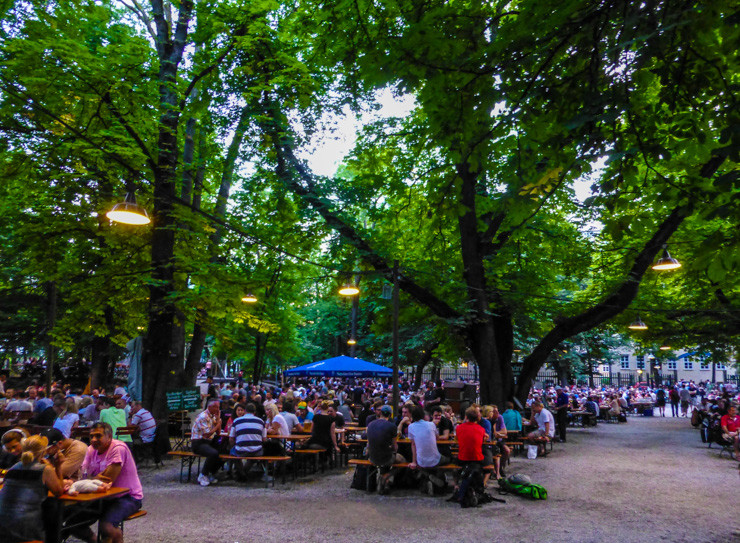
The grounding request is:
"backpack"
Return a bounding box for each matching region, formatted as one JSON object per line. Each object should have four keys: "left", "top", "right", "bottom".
{"left": 448, "top": 464, "right": 500, "bottom": 508}
{"left": 498, "top": 475, "right": 548, "bottom": 500}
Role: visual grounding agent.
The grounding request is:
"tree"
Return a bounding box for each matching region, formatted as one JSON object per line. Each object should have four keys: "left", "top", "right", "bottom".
{"left": 253, "top": 0, "right": 739, "bottom": 406}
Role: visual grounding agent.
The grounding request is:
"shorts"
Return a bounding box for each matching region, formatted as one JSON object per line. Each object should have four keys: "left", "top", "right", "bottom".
{"left": 528, "top": 428, "right": 546, "bottom": 438}
{"left": 101, "top": 495, "right": 142, "bottom": 526}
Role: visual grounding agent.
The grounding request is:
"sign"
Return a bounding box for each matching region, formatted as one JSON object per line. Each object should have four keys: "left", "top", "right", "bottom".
{"left": 166, "top": 387, "right": 201, "bottom": 411}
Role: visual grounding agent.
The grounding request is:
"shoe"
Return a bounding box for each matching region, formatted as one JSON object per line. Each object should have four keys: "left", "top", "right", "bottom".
{"left": 261, "top": 474, "right": 274, "bottom": 483}
{"left": 499, "top": 467, "right": 506, "bottom": 478}
{"left": 208, "top": 474, "right": 218, "bottom": 484}
{"left": 198, "top": 474, "right": 210, "bottom": 487}
{"left": 426, "top": 480, "right": 435, "bottom": 496}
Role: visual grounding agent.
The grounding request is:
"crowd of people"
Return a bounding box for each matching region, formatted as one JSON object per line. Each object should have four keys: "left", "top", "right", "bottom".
{"left": 0, "top": 379, "right": 146, "bottom": 543}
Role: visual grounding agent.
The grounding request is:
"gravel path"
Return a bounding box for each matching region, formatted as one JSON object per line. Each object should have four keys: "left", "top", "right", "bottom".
{"left": 116, "top": 417, "right": 738, "bottom": 543}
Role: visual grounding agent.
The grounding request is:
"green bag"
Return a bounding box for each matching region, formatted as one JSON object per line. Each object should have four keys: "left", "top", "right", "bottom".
{"left": 498, "top": 476, "right": 548, "bottom": 500}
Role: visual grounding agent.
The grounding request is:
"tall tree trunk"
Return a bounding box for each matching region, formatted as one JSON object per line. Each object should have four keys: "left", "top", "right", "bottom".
{"left": 142, "top": 1, "right": 195, "bottom": 420}
{"left": 44, "top": 281, "right": 57, "bottom": 395}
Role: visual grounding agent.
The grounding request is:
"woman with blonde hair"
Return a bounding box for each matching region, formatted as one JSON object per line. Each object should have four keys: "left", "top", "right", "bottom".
{"left": 53, "top": 396, "right": 80, "bottom": 438}
{"left": 0, "top": 434, "right": 65, "bottom": 542}
{"left": 263, "top": 403, "right": 289, "bottom": 456}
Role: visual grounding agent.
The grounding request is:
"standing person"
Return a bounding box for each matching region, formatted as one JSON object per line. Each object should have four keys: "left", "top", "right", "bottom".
{"left": 367, "top": 405, "right": 405, "bottom": 494}
{"left": 191, "top": 400, "right": 223, "bottom": 487}
{"left": 669, "top": 386, "right": 680, "bottom": 417}
{"left": 75, "top": 422, "right": 143, "bottom": 543}
{"left": 0, "top": 434, "right": 65, "bottom": 543}
{"left": 655, "top": 387, "right": 667, "bottom": 417}
{"left": 679, "top": 386, "right": 692, "bottom": 417}
{"left": 554, "top": 386, "right": 569, "bottom": 443}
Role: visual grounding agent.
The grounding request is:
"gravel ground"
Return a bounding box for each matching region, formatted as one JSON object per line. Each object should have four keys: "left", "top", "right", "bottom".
{"left": 111, "top": 416, "right": 738, "bottom": 543}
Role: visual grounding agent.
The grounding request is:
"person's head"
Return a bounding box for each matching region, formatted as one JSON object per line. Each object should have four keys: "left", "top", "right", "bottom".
{"left": 19, "top": 435, "right": 48, "bottom": 467}
{"left": 130, "top": 401, "right": 143, "bottom": 414}
{"left": 297, "top": 401, "right": 307, "bottom": 413}
{"left": 728, "top": 405, "right": 737, "bottom": 417}
{"left": 326, "top": 404, "right": 336, "bottom": 417}
{"left": 506, "top": 401, "right": 514, "bottom": 411}
{"left": 207, "top": 400, "right": 220, "bottom": 416}
{"left": 532, "top": 401, "right": 544, "bottom": 413}
{"left": 320, "top": 400, "right": 332, "bottom": 412}
{"left": 2, "top": 428, "right": 29, "bottom": 457}
{"left": 27, "top": 387, "right": 37, "bottom": 400}
{"left": 464, "top": 406, "right": 479, "bottom": 423}
{"left": 490, "top": 404, "right": 500, "bottom": 418}
{"left": 40, "top": 428, "right": 65, "bottom": 455}
{"left": 410, "top": 405, "right": 424, "bottom": 422}
{"left": 65, "top": 397, "right": 79, "bottom": 414}
{"left": 379, "top": 405, "right": 393, "bottom": 419}
{"left": 283, "top": 400, "right": 294, "bottom": 413}
{"left": 235, "top": 403, "right": 246, "bottom": 418}
{"left": 52, "top": 394, "right": 67, "bottom": 412}
{"left": 265, "top": 403, "right": 279, "bottom": 420}
{"left": 89, "top": 422, "right": 113, "bottom": 452}
{"left": 91, "top": 389, "right": 100, "bottom": 398}
{"left": 245, "top": 403, "right": 257, "bottom": 414}
{"left": 481, "top": 405, "right": 494, "bottom": 419}
{"left": 114, "top": 397, "right": 127, "bottom": 410}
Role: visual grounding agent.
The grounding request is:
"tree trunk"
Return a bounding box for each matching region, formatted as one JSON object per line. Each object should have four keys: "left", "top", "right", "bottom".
{"left": 89, "top": 335, "right": 111, "bottom": 391}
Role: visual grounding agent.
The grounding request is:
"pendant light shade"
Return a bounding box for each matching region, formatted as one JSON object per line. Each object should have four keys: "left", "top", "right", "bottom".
{"left": 628, "top": 315, "right": 648, "bottom": 330}
{"left": 338, "top": 283, "right": 360, "bottom": 296}
{"left": 659, "top": 344, "right": 670, "bottom": 351}
{"left": 347, "top": 338, "right": 357, "bottom": 345}
{"left": 106, "top": 192, "right": 150, "bottom": 225}
{"left": 241, "top": 293, "right": 257, "bottom": 303}
{"left": 652, "top": 249, "right": 681, "bottom": 271}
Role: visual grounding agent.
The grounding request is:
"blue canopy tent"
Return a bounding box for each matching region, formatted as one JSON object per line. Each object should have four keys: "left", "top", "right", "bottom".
{"left": 283, "top": 355, "right": 395, "bottom": 378}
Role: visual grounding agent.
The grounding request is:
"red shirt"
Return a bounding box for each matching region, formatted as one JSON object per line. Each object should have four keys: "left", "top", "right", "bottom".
{"left": 721, "top": 414, "right": 740, "bottom": 433}
{"left": 455, "top": 421, "right": 485, "bottom": 461}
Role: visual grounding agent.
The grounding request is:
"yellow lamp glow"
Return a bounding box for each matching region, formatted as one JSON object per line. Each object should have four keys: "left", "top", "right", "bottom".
{"left": 106, "top": 192, "right": 150, "bottom": 225}
{"left": 652, "top": 249, "right": 681, "bottom": 271}
{"left": 241, "top": 294, "right": 257, "bottom": 303}
{"left": 338, "top": 283, "right": 359, "bottom": 296}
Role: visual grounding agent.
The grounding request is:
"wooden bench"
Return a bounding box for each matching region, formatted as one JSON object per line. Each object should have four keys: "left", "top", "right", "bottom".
{"left": 166, "top": 451, "right": 290, "bottom": 486}
{"left": 118, "top": 509, "right": 147, "bottom": 535}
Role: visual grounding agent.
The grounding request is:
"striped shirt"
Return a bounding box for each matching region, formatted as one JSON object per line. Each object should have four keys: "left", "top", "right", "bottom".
{"left": 131, "top": 408, "right": 156, "bottom": 443}
{"left": 229, "top": 413, "right": 265, "bottom": 454}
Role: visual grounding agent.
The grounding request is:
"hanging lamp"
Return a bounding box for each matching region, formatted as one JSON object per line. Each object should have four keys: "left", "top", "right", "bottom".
{"left": 628, "top": 315, "right": 648, "bottom": 330}
{"left": 652, "top": 248, "right": 681, "bottom": 271}
{"left": 338, "top": 283, "right": 359, "bottom": 296}
{"left": 241, "top": 293, "right": 258, "bottom": 303}
{"left": 106, "top": 192, "right": 150, "bottom": 225}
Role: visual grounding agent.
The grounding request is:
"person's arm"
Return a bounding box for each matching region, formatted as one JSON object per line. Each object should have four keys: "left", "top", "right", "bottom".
{"left": 95, "top": 462, "right": 122, "bottom": 484}
{"left": 294, "top": 422, "right": 305, "bottom": 433}
{"left": 203, "top": 416, "right": 221, "bottom": 439}
{"left": 438, "top": 425, "right": 450, "bottom": 440}
{"left": 409, "top": 440, "right": 418, "bottom": 469}
{"left": 42, "top": 461, "right": 65, "bottom": 497}
{"left": 494, "top": 423, "right": 507, "bottom": 440}
{"left": 330, "top": 422, "right": 339, "bottom": 451}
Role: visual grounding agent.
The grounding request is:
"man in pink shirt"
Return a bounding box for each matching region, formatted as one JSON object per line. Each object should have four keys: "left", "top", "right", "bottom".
{"left": 75, "top": 421, "right": 143, "bottom": 543}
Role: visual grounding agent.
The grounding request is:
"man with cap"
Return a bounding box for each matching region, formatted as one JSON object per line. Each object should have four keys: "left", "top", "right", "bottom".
{"left": 366, "top": 405, "right": 405, "bottom": 494}
{"left": 554, "top": 386, "right": 569, "bottom": 443}
{"left": 296, "top": 401, "right": 314, "bottom": 425}
{"left": 41, "top": 427, "right": 88, "bottom": 479}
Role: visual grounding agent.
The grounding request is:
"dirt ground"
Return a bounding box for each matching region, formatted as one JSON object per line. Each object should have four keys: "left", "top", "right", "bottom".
{"left": 115, "top": 416, "right": 739, "bottom": 543}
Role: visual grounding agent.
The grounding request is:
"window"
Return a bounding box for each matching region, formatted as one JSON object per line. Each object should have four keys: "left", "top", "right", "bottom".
{"left": 716, "top": 362, "right": 726, "bottom": 370}
{"left": 684, "top": 360, "right": 693, "bottom": 370}
{"left": 620, "top": 355, "right": 630, "bottom": 370}
{"left": 636, "top": 355, "right": 645, "bottom": 370}
{"left": 667, "top": 360, "right": 677, "bottom": 370}
{"left": 700, "top": 360, "right": 710, "bottom": 370}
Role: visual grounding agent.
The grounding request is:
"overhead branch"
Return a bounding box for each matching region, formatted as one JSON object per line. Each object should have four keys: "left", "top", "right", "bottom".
{"left": 258, "top": 102, "right": 461, "bottom": 321}
{"left": 101, "top": 92, "right": 157, "bottom": 172}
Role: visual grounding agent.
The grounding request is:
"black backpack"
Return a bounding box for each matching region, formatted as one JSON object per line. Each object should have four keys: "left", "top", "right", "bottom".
{"left": 449, "top": 464, "right": 501, "bottom": 508}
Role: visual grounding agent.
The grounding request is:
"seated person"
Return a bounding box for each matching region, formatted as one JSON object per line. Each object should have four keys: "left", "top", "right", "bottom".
{"left": 296, "top": 402, "right": 314, "bottom": 426}
{"left": 0, "top": 428, "right": 29, "bottom": 469}
{"left": 41, "top": 427, "right": 88, "bottom": 479}
{"left": 74, "top": 422, "right": 143, "bottom": 543}
{"left": 526, "top": 401, "right": 555, "bottom": 455}
{"left": 501, "top": 402, "right": 523, "bottom": 432}
{"left": 99, "top": 397, "right": 132, "bottom": 444}
{"left": 431, "top": 406, "right": 454, "bottom": 459}
{"left": 0, "top": 434, "right": 65, "bottom": 543}
{"left": 367, "top": 405, "right": 405, "bottom": 494}
{"left": 305, "top": 401, "right": 340, "bottom": 454}
{"left": 229, "top": 403, "right": 270, "bottom": 482}
{"left": 191, "top": 400, "right": 223, "bottom": 487}
{"left": 720, "top": 405, "right": 740, "bottom": 461}
{"left": 584, "top": 396, "right": 600, "bottom": 418}
{"left": 129, "top": 401, "right": 157, "bottom": 444}
{"left": 408, "top": 405, "right": 448, "bottom": 493}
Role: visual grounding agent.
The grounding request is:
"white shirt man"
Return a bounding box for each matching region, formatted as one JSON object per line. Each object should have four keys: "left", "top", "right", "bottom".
{"left": 408, "top": 411, "right": 443, "bottom": 469}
